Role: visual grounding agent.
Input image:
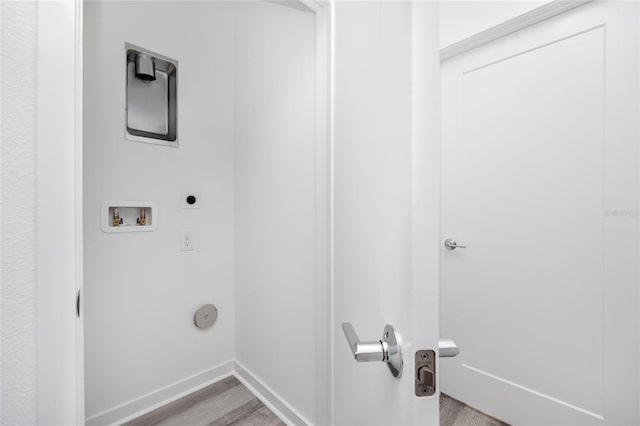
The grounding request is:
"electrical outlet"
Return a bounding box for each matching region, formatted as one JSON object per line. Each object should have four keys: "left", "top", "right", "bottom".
{"left": 182, "top": 192, "right": 200, "bottom": 209}
{"left": 180, "top": 231, "right": 194, "bottom": 251}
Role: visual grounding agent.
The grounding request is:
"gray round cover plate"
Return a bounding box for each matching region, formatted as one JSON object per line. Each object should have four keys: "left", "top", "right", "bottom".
{"left": 194, "top": 304, "right": 218, "bottom": 329}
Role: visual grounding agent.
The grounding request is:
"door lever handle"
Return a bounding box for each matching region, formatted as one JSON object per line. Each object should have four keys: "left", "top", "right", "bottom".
{"left": 438, "top": 338, "right": 460, "bottom": 357}
{"left": 341, "top": 322, "right": 403, "bottom": 377}
{"left": 444, "top": 238, "right": 466, "bottom": 250}
{"left": 342, "top": 322, "right": 384, "bottom": 362}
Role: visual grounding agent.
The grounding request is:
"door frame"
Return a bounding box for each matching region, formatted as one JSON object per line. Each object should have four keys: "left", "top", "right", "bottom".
{"left": 35, "top": 0, "right": 84, "bottom": 424}
{"left": 440, "top": 0, "right": 592, "bottom": 62}
{"left": 38, "top": 0, "right": 333, "bottom": 424}
{"left": 300, "top": 1, "right": 333, "bottom": 424}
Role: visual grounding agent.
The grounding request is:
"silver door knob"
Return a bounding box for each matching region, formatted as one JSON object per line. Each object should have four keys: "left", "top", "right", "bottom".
{"left": 341, "top": 322, "right": 403, "bottom": 378}
{"left": 444, "top": 238, "right": 466, "bottom": 250}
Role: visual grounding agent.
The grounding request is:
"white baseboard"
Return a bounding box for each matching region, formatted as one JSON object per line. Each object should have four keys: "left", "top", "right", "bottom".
{"left": 84, "top": 359, "right": 310, "bottom": 426}
{"left": 232, "top": 360, "right": 311, "bottom": 426}
{"left": 85, "top": 360, "right": 234, "bottom": 426}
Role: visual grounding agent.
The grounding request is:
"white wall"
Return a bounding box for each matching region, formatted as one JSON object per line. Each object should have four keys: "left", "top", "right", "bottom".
{"left": 1, "top": 2, "right": 37, "bottom": 424}
{"left": 83, "top": 1, "right": 236, "bottom": 420}
{"left": 234, "top": 2, "right": 317, "bottom": 423}
{"left": 439, "top": 1, "right": 549, "bottom": 48}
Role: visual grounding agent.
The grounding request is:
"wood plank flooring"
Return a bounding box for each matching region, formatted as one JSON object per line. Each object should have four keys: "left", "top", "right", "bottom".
{"left": 123, "top": 376, "right": 285, "bottom": 426}
{"left": 440, "top": 394, "right": 510, "bottom": 426}
{"left": 123, "top": 376, "right": 507, "bottom": 426}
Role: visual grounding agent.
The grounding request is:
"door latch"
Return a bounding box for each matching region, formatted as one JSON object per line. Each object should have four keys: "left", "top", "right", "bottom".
{"left": 415, "top": 350, "right": 436, "bottom": 396}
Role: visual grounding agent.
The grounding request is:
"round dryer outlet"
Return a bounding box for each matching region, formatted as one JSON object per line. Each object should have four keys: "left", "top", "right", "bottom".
{"left": 194, "top": 304, "right": 218, "bottom": 329}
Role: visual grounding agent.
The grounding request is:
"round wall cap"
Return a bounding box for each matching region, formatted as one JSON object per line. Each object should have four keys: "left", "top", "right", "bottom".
{"left": 194, "top": 304, "right": 218, "bottom": 329}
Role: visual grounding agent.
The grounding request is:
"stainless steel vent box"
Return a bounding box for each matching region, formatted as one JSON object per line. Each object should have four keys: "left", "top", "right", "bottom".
{"left": 125, "top": 43, "right": 178, "bottom": 147}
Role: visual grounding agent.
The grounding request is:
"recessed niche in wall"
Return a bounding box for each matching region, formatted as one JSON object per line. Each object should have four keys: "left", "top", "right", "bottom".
{"left": 125, "top": 43, "right": 178, "bottom": 147}
{"left": 101, "top": 201, "right": 158, "bottom": 233}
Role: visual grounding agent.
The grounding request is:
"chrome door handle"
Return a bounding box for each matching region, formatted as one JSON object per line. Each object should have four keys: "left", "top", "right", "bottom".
{"left": 444, "top": 238, "right": 466, "bottom": 250}
{"left": 438, "top": 338, "right": 460, "bottom": 357}
{"left": 341, "top": 322, "right": 403, "bottom": 377}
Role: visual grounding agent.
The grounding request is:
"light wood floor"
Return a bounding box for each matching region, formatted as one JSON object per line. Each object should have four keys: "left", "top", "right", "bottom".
{"left": 440, "top": 394, "right": 510, "bottom": 426}
{"left": 123, "top": 376, "right": 285, "bottom": 426}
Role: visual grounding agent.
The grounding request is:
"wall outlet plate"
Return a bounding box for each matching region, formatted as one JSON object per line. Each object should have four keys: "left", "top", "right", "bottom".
{"left": 180, "top": 231, "right": 194, "bottom": 251}
{"left": 182, "top": 192, "right": 200, "bottom": 209}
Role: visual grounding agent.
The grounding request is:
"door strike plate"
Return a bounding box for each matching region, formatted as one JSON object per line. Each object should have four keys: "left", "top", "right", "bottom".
{"left": 415, "top": 350, "right": 436, "bottom": 397}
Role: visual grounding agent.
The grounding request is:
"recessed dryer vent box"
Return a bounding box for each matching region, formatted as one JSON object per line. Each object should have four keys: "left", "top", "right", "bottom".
{"left": 101, "top": 201, "right": 158, "bottom": 233}
{"left": 125, "top": 43, "right": 178, "bottom": 147}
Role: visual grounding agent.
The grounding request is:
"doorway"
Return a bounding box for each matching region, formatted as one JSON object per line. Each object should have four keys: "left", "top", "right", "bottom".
{"left": 440, "top": 2, "right": 639, "bottom": 425}
{"left": 82, "top": 2, "right": 329, "bottom": 424}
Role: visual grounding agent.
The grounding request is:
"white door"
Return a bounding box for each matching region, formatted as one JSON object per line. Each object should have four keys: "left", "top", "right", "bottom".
{"left": 441, "top": 2, "right": 639, "bottom": 425}
{"left": 333, "top": 2, "right": 441, "bottom": 425}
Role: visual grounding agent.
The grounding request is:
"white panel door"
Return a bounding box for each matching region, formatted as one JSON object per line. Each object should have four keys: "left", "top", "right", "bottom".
{"left": 441, "top": 2, "right": 639, "bottom": 425}
{"left": 333, "top": 2, "right": 441, "bottom": 425}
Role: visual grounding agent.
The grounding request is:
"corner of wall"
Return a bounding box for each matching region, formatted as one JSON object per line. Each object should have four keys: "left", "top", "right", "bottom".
{"left": 232, "top": 361, "right": 311, "bottom": 426}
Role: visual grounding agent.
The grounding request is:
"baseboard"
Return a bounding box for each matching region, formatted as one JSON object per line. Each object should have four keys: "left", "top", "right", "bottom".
{"left": 84, "top": 359, "right": 310, "bottom": 426}
{"left": 85, "top": 360, "right": 234, "bottom": 426}
{"left": 233, "top": 360, "right": 311, "bottom": 426}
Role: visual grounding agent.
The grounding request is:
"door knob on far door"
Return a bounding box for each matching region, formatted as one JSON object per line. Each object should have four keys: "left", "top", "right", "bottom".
{"left": 444, "top": 238, "right": 466, "bottom": 250}
{"left": 341, "top": 323, "right": 403, "bottom": 378}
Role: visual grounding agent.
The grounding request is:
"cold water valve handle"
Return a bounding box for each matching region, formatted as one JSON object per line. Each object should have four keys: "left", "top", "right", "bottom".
{"left": 341, "top": 322, "right": 403, "bottom": 378}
